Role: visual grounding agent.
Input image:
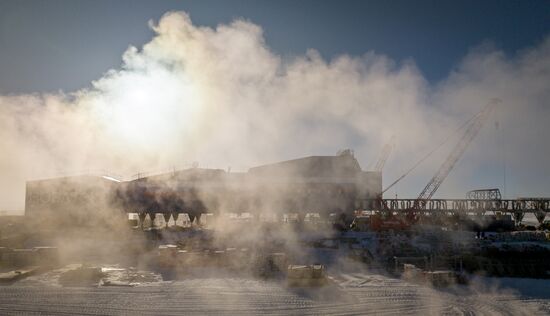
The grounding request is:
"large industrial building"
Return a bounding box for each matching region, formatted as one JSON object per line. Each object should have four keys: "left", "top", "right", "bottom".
{"left": 24, "top": 151, "right": 382, "bottom": 226}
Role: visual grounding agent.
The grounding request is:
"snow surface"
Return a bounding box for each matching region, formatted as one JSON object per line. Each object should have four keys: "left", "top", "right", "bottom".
{"left": 1, "top": 265, "right": 548, "bottom": 315}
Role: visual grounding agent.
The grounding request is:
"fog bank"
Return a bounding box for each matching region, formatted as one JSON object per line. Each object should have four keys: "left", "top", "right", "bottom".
{"left": 1, "top": 11, "right": 549, "bottom": 211}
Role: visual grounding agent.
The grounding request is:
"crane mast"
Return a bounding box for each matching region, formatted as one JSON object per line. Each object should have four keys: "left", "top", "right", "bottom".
{"left": 374, "top": 136, "right": 395, "bottom": 172}
{"left": 417, "top": 99, "right": 500, "bottom": 200}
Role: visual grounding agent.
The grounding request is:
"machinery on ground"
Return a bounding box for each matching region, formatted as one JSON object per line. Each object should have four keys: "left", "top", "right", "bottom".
{"left": 287, "top": 264, "right": 328, "bottom": 287}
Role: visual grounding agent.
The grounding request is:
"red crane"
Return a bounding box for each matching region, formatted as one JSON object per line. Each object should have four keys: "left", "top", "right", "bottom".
{"left": 382, "top": 99, "right": 500, "bottom": 199}
{"left": 417, "top": 99, "right": 500, "bottom": 200}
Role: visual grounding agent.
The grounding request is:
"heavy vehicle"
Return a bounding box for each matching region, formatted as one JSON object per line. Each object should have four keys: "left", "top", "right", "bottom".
{"left": 287, "top": 264, "right": 328, "bottom": 287}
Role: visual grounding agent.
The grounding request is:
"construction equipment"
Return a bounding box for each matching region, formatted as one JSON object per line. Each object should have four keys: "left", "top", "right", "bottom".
{"left": 287, "top": 264, "right": 328, "bottom": 287}
{"left": 382, "top": 99, "right": 500, "bottom": 197}
{"left": 418, "top": 99, "right": 500, "bottom": 200}
{"left": 373, "top": 136, "right": 395, "bottom": 172}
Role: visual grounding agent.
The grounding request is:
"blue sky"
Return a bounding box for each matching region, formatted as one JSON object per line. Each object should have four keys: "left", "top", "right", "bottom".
{"left": 0, "top": 1, "right": 549, "bottom": 210}
{"left": 0, "top": 0, "right": 548, "bottom": 93}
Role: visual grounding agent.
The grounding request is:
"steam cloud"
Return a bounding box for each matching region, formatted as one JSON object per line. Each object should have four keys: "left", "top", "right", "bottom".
{"left": 1, "top": 11, "right": 549, "bottom": 212}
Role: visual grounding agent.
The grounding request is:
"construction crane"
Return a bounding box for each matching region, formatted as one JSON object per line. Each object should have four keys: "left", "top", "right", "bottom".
{"left": 373, "top": 136, "right": 395, "bottom": 172}
{"left": 382, "top": 99, "right": 500, "bottom": 198}
{"left": 417, "top": 99, "right": 500, "bottom": 200}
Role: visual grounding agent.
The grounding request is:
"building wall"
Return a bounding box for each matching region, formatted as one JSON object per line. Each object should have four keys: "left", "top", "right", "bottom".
{"left": 25, "top": 175, "right": 121, "bottom": 227}
{"left": 25, "top": 155, "right": 383, "bottom": 222}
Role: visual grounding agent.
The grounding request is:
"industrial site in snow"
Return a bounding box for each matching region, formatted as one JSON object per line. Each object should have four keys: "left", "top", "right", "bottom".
{"left": 2, "top": 103, "right": 549, "bottom": 313}
{"left": 1, "top": 8, "right": 550, "bottom": 315}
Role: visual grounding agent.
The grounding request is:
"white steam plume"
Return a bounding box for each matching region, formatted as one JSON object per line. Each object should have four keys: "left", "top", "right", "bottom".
{"left": 1, "top": 11, "right": 549, "bottom": 211}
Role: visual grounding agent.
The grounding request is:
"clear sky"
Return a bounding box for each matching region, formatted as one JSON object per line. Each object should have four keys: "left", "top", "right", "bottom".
{"left": 0, "top": 0, "right": 548, "bottom": 94}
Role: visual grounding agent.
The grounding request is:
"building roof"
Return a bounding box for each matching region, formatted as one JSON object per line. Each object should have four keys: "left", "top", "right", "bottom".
{"left": 248, "top": 153, "right": 362, "bottom": 178}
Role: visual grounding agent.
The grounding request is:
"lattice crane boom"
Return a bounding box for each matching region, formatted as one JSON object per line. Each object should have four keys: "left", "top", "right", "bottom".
{"left": 417, "top": 99, "right": 500, "bottom": 200}
{"left": 374, "top": 135, "right": 395, "bottom": 172}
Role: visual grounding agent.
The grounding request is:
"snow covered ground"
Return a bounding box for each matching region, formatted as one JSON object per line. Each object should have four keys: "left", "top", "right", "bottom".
{"left": 1, "top": 265, "right": 548, "bottom": 315}
{"left": 1, "top": 225, "right": 548, "bottom": 315}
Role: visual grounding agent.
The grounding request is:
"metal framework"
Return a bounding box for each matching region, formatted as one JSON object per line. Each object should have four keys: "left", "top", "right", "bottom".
{"left": 418, "top": 99, "right": 500, "bottom": 200}
{"left": 373, "top": 136, "right": 395, "bottom": 172}
{"left": 361, "top": 198, "right": 549, "bottom": 223}
{"left": 466, "top": 189, "right": 502, "bottom": 200}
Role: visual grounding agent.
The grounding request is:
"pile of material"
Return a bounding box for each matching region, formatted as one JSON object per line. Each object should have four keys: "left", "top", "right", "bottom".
{"left": 59, "top": 266, "right": 104, "bottom": 286}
